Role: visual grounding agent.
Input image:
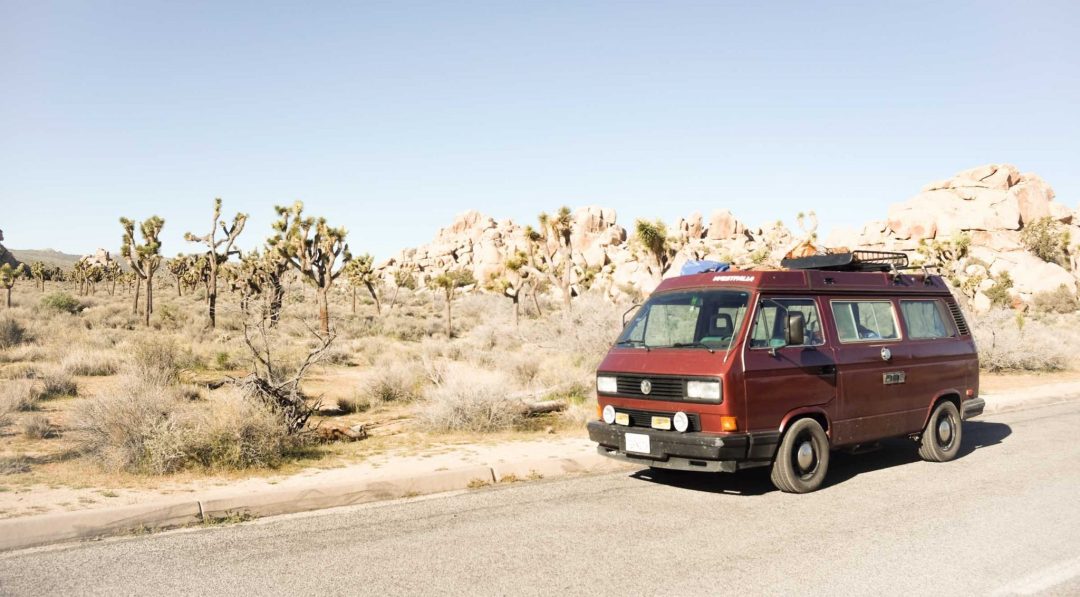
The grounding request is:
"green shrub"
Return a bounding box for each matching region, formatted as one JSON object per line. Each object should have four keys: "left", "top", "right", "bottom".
{"left": 40, "top": 292, "right": 83, "bottom": 314}
{"left": 1021, "top": 217, "right": 1069, "bottom": 265}
{"left": 985, "top": 272, "right": 1013, "bottom": 308}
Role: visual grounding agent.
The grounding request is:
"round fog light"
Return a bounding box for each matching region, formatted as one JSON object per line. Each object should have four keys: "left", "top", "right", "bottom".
{"left": 673, "top": 411, "right": 689, "bottom": 433}
{"left": 602, "top": 405, "right": 616, "bottom": 424}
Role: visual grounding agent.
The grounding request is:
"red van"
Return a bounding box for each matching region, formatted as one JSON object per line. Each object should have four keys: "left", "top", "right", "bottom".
{"left": 588, "top": 251, "right": 984, "bottom": 493}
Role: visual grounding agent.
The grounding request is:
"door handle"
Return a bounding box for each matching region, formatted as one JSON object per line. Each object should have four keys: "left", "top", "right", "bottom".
{"left": 819, "top": 365, "right": 836, "bottom": 375}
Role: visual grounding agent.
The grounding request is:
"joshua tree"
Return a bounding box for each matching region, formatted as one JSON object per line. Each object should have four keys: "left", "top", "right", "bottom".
{"left": 120, "top": 216, "right": 165, "bottom": 326}
{"left": 269, "top": 201, "right": 351, "bottom": 334}
{"left": 634, "top": 218, "right": 676, "bottom": 281}
{"left": 185, "top": 198, "right": 248, "bottom": 328}
{"left": 430, "top": 268, "right": 475, "bottom": 338}
{"left": 343, "top": 253, "right": 381, "bottom": 315}
{"left": 485, "top": 250, "right": 531, "bottom": 326}
{"left": 30, "top": 262, "right": 46, "bottom": 291}
{"left": 167, "top": 255, "right": 191, "bottom": 297}
{"left": 387, "top": 265, "right": 416, "bottom": 311}
{"left": 533, "top": 207, "right": 577, "bottom": 312}
{"left": 0, "top": 263, "right": 25, "bottom": 308}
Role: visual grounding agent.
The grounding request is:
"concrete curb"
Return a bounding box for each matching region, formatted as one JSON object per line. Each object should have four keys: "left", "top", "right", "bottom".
{"left": 0, "top": 455, "right": 633, "bottom": 553}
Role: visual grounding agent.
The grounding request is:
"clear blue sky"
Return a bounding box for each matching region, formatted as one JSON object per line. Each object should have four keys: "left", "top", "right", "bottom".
{"left": 3, "top": 0, "right": 1078, "bottom": 260}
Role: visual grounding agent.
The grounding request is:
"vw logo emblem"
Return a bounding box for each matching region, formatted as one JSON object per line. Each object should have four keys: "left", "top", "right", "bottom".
{"left": 640, "top": 379, "right": 652, "bottom": 395}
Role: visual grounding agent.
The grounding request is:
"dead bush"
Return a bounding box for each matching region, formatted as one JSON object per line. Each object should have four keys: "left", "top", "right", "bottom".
{"left": 0, "top": 456, "right": 30, "bottom": 475}
{"left": 362, "top": 359, "right": 427, "bottom": 404}
{"left": 0, "top": 379, "right": 42, "bottom": 413}
{"left": 73, "top": 377, "right": 292, "bottom": 474}
{"left": 129, "top": 338, "right": 181, "bottom": 386}
{"left": 38, "top": 367, "right": 78, "bottom": 397}
{"left": 0, "top": 315, "right": 27, "bottom": 349}
{"left": 974, "top": 310, "right": 1077, "bottom": 372}
{"left": 21, "top": 414, "right": 55, "bottom": 439}
{"left": 417, "top": 368, "right": 522, "bottom": 433}
{"left": 1032, "top": 285, "right": 1079, "bottom": 314}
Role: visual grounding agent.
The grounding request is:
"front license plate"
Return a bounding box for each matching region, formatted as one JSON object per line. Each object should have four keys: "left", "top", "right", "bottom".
{"left": 625, "top": 432, "right": 651, "bottom": 454}
{"left": 651, "top": 416, "right": 671, "bottom": 431}
{"left": 614, "top": 412, "right": 630, "bottom": 426}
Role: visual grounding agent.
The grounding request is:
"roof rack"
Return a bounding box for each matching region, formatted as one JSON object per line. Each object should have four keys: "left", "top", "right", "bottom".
{"left": 780, "top": 250, "right": 909, "bottom": 273}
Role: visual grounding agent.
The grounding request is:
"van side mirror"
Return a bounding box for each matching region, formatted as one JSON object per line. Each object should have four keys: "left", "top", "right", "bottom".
{"left": 786, "top": 312, "right": 806, "bottom": 347}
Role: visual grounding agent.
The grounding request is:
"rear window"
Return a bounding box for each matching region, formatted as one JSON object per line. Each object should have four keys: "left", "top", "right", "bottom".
{"left": 831, "top": 300, "right": 900, "bottom": 342}
{"left": 900, "top": 299, "right": 956, "bottom": 339}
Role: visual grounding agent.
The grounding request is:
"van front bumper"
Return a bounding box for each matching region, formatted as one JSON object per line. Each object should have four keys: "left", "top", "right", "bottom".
{"left": 587, "top": 421, "right": 780, "bottom": 473}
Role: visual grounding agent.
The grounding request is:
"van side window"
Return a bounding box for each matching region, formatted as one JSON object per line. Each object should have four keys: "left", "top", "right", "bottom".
{"left": 832, "top": 300, "right": 900, "bottom": 342}
{"left": 749, "top": 298, "right": 825, "bottom": 348}
{"left": 900, "top": 299, "right": 956, "bottom": 339}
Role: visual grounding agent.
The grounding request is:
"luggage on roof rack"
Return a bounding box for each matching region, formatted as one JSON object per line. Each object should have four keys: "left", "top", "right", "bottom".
{"left": 780, "top": 250, "right": 909, "bottom": 272}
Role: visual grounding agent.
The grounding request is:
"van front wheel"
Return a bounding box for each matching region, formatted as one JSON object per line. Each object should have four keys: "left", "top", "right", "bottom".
{"left": 919, "top": 401, "right": 962, "bottom": 462}
{"left": 770, "top": 418, "right": 830, "bottom": 493}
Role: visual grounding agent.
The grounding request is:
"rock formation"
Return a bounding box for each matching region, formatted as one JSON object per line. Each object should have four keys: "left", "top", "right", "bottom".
{"left": 380, "top": 164, "right": 1078, "bottom": 312}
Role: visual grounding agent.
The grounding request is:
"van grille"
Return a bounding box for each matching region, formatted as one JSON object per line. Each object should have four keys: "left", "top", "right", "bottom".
{"left": 946, "top": 301, "right": 971, "bottom": 336}
{"left": 614, "top": 375, "right": 685, "bottom": 400}
{"left": 617, "top": 408, "right": 701, "bottom": 432}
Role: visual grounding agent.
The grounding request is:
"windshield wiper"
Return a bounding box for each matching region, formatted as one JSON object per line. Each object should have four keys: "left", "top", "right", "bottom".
{"left": 671, "top": 342, "right": 716, "bottom": 354}
{"left": 615, "top": 339, "right": 651, "bottom": 351}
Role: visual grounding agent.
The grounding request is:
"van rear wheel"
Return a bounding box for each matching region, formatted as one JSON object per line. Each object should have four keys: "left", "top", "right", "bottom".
{"left": 919, "top": 401, "right": 962, "bottom": 462}
{"left": 770, "top": 418, "right": 830, "bottom": 493}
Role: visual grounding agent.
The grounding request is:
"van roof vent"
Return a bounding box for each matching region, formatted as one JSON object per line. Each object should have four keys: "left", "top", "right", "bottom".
{"left": 780, "top": 250, "right": 909, "bottom": 273}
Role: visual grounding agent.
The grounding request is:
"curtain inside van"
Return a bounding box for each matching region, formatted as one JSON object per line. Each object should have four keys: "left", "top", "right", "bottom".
{"left": 900, "top": 300, "right": 953, "bottom": 339}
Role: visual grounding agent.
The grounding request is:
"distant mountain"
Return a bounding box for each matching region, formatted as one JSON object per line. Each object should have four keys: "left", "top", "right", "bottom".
{"left": 8, "top": 248, "right": 86, "bottom": 269}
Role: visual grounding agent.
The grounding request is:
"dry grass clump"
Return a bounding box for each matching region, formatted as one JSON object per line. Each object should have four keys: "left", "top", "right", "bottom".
{"left": 0, "top": 315, "right": 28, "bottom": 350}
{"left": 0, "top": 379, "right": 42, "bottom": 413}
{"left": 0, "top": 456, "right": 30, "bottom": 476}
{"left": 73, "top": 376, "right": 291, "bottom": 474}
{"left": 1032, "top": 285, "right": 1080, "bottom": 314}
{"left": 417, "top": 367, "right": 523, "bottom": 433}
{"left": 37, "top": 367, "right": 78, "bottom": 397}
{"left": 129, "top": 337, "right": 183, "bottom": 386}
{"left": 975, "top": 310, "right": 1078, "bottom": 372}
{"left": 61, "top": 349, "right": 122, "bottom": 377}
{"left": 21, "top": 414, "right": 56, "bottom": 439}
{"left": 361, "top": 358, "right": 428, "bottom": 404}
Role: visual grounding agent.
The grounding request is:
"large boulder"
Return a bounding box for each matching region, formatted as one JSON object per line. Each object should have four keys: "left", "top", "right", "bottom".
{"left": 706, "top": 209, "right": 744, "bottom": 240}
{"left": 987, "top": 251, "right": 1076, "bottom": 295}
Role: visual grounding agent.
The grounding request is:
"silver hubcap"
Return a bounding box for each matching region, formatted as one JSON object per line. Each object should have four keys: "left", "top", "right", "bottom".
{"left": 796, "top": 441, "right": 815, "bottom": 471}
{"left": 938, "top": 418, "right": 952, "bottom": 444}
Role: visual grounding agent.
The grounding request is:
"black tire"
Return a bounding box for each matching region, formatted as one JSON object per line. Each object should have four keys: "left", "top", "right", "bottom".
{"left": 770, "top": 418, "right": 830, "bottom": 493}
{"left": 919, "top": 400, "right": 962, "bottom": 462}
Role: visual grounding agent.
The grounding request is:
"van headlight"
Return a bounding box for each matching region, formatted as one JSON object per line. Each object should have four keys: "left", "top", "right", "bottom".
{"left": 602, "top": 405, "right": 616, "bottom": 424}
{"left": 686, "top": 380, "right": 722, "bottom": 402}
{"left": 596, "top": 376, "right": 618, "bottom": 394}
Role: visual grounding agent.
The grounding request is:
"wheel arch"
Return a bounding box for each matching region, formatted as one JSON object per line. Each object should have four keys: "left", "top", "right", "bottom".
{"left": 922, "top": 390, "right": 963, "bottom": 429}
{"left": 779, "top": 407, "right": 831, "bottom": 438}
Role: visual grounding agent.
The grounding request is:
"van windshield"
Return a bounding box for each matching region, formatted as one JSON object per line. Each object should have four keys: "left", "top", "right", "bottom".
{"left": 617, "top": 290, "right": 751, "bottom": 351}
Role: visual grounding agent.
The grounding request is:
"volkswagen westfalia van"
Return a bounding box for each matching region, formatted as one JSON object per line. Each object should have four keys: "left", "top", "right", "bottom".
{"left": 587, "top": 251, "right": 983, "bottom": 493}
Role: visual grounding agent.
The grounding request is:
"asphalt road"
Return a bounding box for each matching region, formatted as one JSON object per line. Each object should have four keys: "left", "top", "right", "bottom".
{"left": 2, "top": 402, "right": 1080, "bottom": 596}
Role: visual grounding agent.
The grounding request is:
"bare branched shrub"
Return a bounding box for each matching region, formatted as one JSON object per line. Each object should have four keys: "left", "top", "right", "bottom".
{"left": 418, "top": 367, "right": 522, "bottom": 433}
{"left": 0, "top": 315, "right": 27, "bottom": 349}
{"left": 974, "top": 310, "right": 1077, "bottom": 372}
{"left": 0, "top": 456, "right": 30, "bottom": 475}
